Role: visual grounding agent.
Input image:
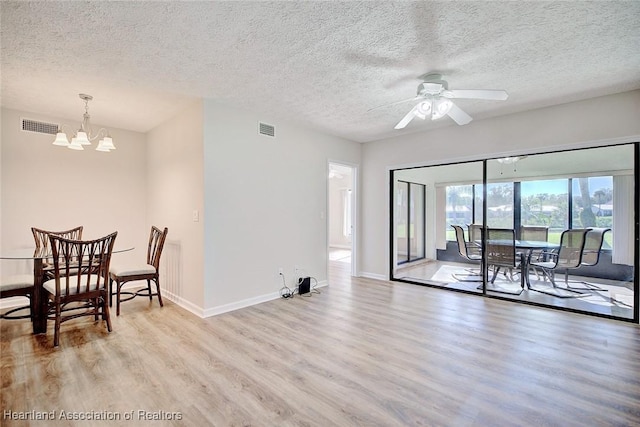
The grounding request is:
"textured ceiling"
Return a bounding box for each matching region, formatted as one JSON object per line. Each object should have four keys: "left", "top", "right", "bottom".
{"left": 1, "top": 1, "right": 639, "bottom": 143}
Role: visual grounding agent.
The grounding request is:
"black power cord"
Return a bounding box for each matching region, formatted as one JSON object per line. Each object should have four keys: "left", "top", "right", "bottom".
{"left": 279, "top": 272, "right": 294, "bottom": 298}
{"left": 281, "top": 273, "right": 321, "bottom": 300}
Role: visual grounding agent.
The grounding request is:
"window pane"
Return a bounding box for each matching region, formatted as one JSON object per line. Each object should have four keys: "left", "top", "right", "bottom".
{"left": 445, "top": 185, "right": 473, "bottom": 240}
{"left": 572, "top": 176, "right": 613, "bottom": 248}
{"left": 521, "top": 179, "right": 568, "bottom": 243}
{"left": 486, "top": 183, "right": 513, "bottom": 228}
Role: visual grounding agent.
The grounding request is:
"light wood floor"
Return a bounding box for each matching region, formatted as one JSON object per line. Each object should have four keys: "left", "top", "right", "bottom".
{"left": 2, "top": 261, "right": 640, "bottom": 426}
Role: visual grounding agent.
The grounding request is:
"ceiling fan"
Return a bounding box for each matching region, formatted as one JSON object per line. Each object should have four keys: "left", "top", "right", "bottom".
{"left": 372, "top": 74, "right": 508, "bottom": 129}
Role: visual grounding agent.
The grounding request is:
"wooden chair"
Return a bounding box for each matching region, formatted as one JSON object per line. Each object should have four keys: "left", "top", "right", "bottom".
{"left": 32, "top": 226, "right": 84, "bottom": 277}
{"left": 43, "top": 231, "right": 117, "bottom": 346}
{"left": 0, "top": 274, "right": 34, "bottom": 319}
{"left": 529, "top": 229, "right": 590, "bottom": 298}
{"left": 109, "top": 226, "right": 168, "bottom": 316}
{"left": 32, "top": 226, "right": 84, "bottom": 252}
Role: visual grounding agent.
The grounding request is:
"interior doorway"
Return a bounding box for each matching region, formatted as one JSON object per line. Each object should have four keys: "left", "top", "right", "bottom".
{"left": 328, "top": 162, "right": 357, "bottom": 276}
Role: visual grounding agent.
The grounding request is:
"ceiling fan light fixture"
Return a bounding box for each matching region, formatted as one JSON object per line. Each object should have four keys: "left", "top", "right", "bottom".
{"left": 415, "top": 101, "right": 431, "bottom": 119}
{"left": 391, "top": 74, "right": 508, "bottom": 129}
{"left": 431, "top": 98, "right": 453, "bottom": 120}
{"left": 496, "top": 156, "right": 527, "bottom": 164}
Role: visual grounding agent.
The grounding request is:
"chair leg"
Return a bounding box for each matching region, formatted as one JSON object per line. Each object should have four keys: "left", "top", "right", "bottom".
{"left": 54, "top": 299, "right": 62, "bottom": 347}
{"left": 102, "top": 295, "right": 112, "bottom": 332}
{"left": 108, "top": 278, "right": 113, "bottom": 307}
{"left": 116, "top": 281, "right": 122, "bottom": 316}
{"left": 154, "top": 278, "right": 164, "bottom": 307}
{"left": 490, "top": 266, "right": 500, "bottom": 284}
{"left": 94, "top": 298, "right": 100, "bottom": 321}
{"left": 146, "top": 279, "right": 153, "bottom": 301}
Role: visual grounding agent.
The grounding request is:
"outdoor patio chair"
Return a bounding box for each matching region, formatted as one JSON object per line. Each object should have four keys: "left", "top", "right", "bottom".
{"left": 529, "top": 228, "right": 590, "bottom": 298}
{"left": 451, "top": 225, "right": 483, "bottom": 282}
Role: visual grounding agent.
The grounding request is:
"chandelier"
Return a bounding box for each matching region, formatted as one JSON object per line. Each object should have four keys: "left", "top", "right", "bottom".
{"left": 52, "top": 94, "right": 116, "bottom": 152}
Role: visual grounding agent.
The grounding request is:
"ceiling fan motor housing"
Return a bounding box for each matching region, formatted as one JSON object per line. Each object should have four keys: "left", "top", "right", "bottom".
{"left": 417, "top": 80, "right": 448, "bottom": 96}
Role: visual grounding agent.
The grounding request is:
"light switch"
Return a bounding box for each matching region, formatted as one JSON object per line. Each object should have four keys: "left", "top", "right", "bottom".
{"left": 192, "top": 210, "right": 199, "bottom": 222}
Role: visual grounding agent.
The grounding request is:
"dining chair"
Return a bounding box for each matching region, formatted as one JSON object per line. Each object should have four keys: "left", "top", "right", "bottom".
{"left": 529, "top": 228, "right": 590, "bottom": 298}
{"left": 32, "top": 226, "right": 84, "bottom": 277}
{"left": 32, "top": 226, "right": 84, "bottom": 252}
{"left": 565, "top": 227, "right": 611, "bottom": 290}
{"left": 519, "top": 225, "right": 549, "bottom": 242}
{"left": 0, "top": 274, "right": 34, "bottom": 319}
{"left": 485, "top": 228, "right": 524, "bottom": 291}
{"left": 43, "top": 231, "right": 117, "bottom": 346}
{"left": 520, "top": 225, "right": 549, "bottom": 278}
{"left": 109, "top": 226, "right": 168, "bottom": 316}
{"left": 467, "top": 223, "right": 483, "bottom": 257}
{"left": 451, "top": 224, "right": 483, "bottom": 282}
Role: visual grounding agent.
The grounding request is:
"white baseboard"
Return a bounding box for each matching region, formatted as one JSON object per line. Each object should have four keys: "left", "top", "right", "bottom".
{"left": 196, "top": 279, "right": 328, "bottom": 318}
{"left": 329, "top": 244, "right": 351, "bottom": 250}
{"left": 202, "top": 290, "right": 281, "bottom": 318}
{"left": 161, "top": 289, "right": 205, "bottom": 318}
{"left": 359, "top": 271, "right": 387, "bottom": 281}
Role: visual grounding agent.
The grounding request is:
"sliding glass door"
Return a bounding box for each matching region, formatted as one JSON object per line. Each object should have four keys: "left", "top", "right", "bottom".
{"left": 390, "top": 143, "right": 638, "bottom": 322}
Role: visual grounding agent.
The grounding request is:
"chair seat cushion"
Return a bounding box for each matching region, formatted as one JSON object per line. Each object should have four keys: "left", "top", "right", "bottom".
{"left": 43, "top": 275, "right": 105, "bottom": 296}
{"left": 0, "top": 274, "right": 34, "bottom": 292}
{"left": 530, "top": 261, "right": 555, "bottom": 269}
{"left": 110, "top": 264, "right": 156, "bottom": 277}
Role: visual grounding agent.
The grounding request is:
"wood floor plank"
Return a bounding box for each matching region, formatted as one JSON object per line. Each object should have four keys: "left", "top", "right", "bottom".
{"left": 1, "top": 262, "right": 639, "bottom": 426}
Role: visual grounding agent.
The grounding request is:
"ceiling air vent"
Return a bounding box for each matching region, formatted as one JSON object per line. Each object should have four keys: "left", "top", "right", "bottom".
{"left": 258, "top": 122, "right": 275, "bottom": 137}
{"left": 21, "top": 118, "right": 59, "bottom": 135}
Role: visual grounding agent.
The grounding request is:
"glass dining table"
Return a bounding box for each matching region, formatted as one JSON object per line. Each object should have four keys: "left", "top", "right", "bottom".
{"left": 1, "top": 245, "right": 133, "bottom": 334}
{"left": 473, "top": 239, "right": 560, "bottom": 288}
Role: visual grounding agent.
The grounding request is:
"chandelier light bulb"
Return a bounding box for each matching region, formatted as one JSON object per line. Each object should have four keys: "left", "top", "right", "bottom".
{"left": 52, "top": 131, "right": 70, "bottom": 147}
{"left": 68, "top": 137, "right": 84, "bottom": 151}
{"left": 75, "top": 131, "right": 90, "bottom": 145}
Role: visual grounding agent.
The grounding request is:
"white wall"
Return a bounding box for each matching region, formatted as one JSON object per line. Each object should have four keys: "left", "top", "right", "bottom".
{"left": 146, "top": 101, "right": 205, "bottom": 314}
{"left": 0, "top": 107, "right": 148, "bottom": 277}
{"left": 361, "top": 90, "right": 640, "bottom": 279}
{"left": 202, "top": 100, "right": 361, "bottom": 314}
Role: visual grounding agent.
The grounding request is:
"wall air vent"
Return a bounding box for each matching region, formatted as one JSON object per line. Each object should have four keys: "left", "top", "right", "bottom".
{"left": 258, "top": 122, "right": 275, "bottom": 137}
{"left": 21, "top": 118, "right": 59, "bottom": 135}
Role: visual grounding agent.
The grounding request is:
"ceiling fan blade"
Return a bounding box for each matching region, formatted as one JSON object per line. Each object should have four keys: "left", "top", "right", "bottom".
{"left": 368, "top": 96, "right": 421, "bottom": 112}
{"left": 445, "top": 89, "right": 508, "bottom": 101}
{"left": 394, "top": 106, "right": 418, "bottom": 129}
{"left": 447, "top": 102, "right": 473, "bottom": 125}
